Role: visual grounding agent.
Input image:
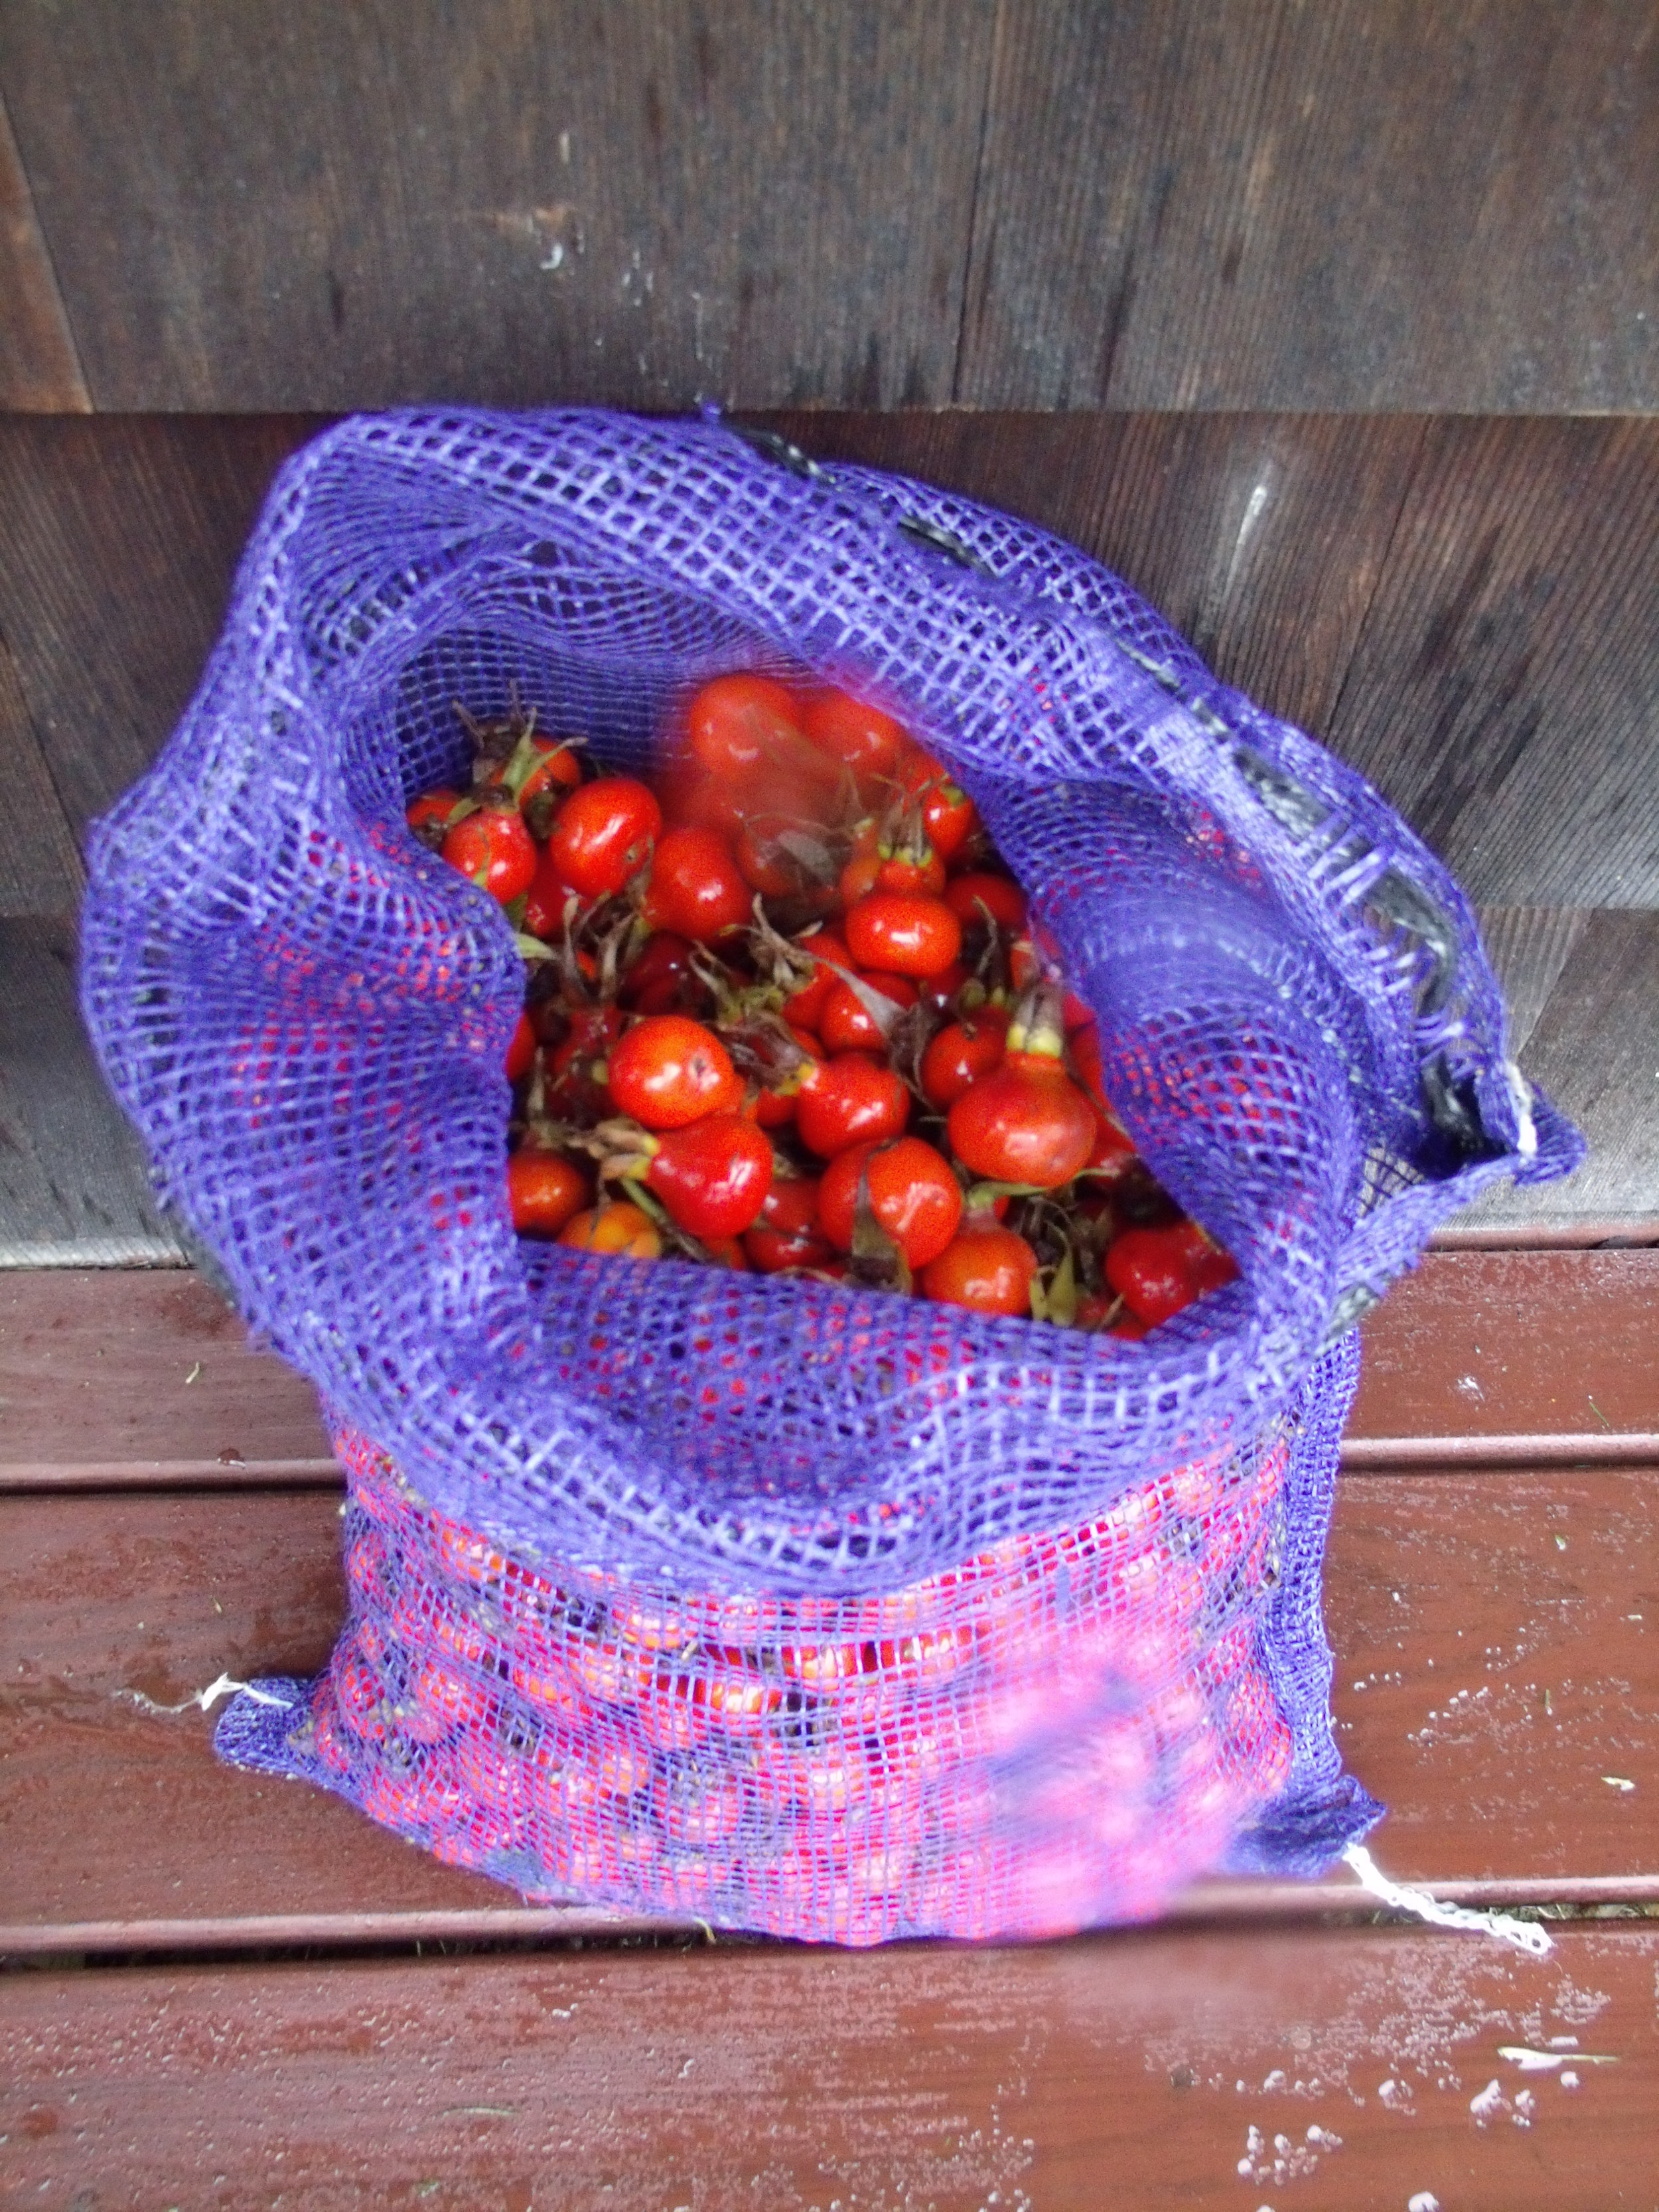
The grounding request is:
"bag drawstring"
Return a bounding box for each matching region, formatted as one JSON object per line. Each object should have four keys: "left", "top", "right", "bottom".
{"left": 1342, "top": 1842, "right": 1552, "bottom": 1956}
{"left": 118, "top": 1671, "right": 289, "bottom": 1717}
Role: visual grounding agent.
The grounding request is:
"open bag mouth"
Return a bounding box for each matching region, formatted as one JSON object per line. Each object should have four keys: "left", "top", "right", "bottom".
{"left": 79, "top": 407, "right": 1578, "bottom": 1596}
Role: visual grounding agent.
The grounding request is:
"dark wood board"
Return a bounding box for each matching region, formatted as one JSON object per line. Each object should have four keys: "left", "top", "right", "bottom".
{"left": 5, "top": 2, "right": 1658, "bottom": 417}
{"left": 0, "top": 1264, "right": 330, "bottom": 1478}
{"left": 5, "top": 1250, "right": 1652, "bottom": 1487}
{"left": 0, "top": 1, "right": 995, "bottom": 413}
{"left": 3, "top": 1927, "right": 1656, "bottom": 2210}
{"left": 0, "top": 86, "right": 88, "bottom": 411}
{"left": 0, "top": 638, "right": 84, "bottom": 917}
{"left": 4, "top": 1469, "right": 1657, "bottom": 1950}
{"left": 3, "top": 411, "right": 1659, "bottom": 910}
{"left": 1325, "top": 415, "right": 1659, "bottom": 911}
{"left": 958, "top": 0, "right": 1659, "bottom": 413}
{"left": 0, "top": 414, "right": 317, "bottom": 855}
{"left": 1345, "top": 1248, "right": 1659, "bottom": 1457}
{"left": 0, "top": 919, "right": 180, "bottom": 1268}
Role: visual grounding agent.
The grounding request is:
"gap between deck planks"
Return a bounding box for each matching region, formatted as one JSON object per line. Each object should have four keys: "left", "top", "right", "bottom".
{"left": 3, "top": 1928, "right": 1656, "bottom": 2212}
{"left": 3, "top": 1250, "right": 1655, "bottom": 1489}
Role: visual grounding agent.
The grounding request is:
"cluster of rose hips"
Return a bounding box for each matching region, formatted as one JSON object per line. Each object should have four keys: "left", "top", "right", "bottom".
{"left": 407, "top": 676, "right": 1237, "bottom": 1333}
{"left": 315, "top": 1426, "right": 1289, "bottom": 1944}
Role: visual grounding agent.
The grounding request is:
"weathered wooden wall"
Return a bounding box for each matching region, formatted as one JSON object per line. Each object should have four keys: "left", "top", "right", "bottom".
{"left": 1, "top": 1, "right": 1654, "bottom": 415}
{"left": 1, "top": 21, "right": 1656, "bottom": 2199}
{"left": 3, "top": 409, "right": 1657, "bottom": 913}
{"left": 0, "top": 3, "right": 1653, "bottom": 1245}
{"left": 0, "top": 409, "right": 1654, "bottom": 1256}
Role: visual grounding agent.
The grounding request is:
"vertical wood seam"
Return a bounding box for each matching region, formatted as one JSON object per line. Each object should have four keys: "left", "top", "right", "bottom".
{"left": 0, "top": 82, "right": 93, "bottom": 412}
{"left": 949, "top": 0, "right": 1003, "bottom": 406}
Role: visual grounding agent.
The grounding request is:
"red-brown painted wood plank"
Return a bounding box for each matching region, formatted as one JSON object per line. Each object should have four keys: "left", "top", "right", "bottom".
{"left": 3, "top": 1254, "right": 1653, "bottom": 1491}
{"left": 3, "top": 1927, "right": 1655, "bottom": 2210}
{"left": 4, "top": 1472, "right": 1656, "bottom": 1953}
{"left": 0, "top": 1266, "right": 333, "bottom": 1481}
{"left": 1346, "top": 1249, "right": 1659, "bottom": 1461}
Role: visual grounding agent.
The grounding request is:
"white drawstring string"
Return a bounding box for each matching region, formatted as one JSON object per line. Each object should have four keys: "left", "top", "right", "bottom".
{"left": 1343, "top": 1842, "right": 1551, "bottom": 1956}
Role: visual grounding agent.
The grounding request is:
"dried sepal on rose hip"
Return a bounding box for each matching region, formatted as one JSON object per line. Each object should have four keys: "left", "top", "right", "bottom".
{"left": 946, "top": 980, "right": 1096, "bottom": 1191}
{"left": 587, "top": 1111, "right": 774, "bottom": 1242}
{"left": 441, "top": 791, "right": 539, "bottom": 906}
{"left": 818, "top": 1136, "right": 962, "bottom": 1271}
{"left": 406, "top": 786, "right": 470, "bottom": 849}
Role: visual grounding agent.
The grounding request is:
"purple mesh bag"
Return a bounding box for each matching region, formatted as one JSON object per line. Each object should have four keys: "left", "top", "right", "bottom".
{"left": 80, "top": 408, "right": 1581, "bottom": 1942}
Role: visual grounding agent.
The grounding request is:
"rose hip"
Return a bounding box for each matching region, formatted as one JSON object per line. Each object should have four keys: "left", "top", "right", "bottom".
{"left": 818, "top": 1138, "right": 963, "bottom": 1270}
{"left": 843, "top": 891, "right": 962, "bottom": 978}
{"left": 607, "top": 1016, "right": 743, "bottom": 1130}
{"left": 795, "top": 1054, "right": 910, "bottom": 1158}
{"left": 920, "top": 1225, "right": 1040, "bottom": 1315}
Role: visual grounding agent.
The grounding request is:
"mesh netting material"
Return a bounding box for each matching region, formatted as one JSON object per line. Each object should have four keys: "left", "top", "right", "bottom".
{"left": 80, "top": 408, "right": 1581, "bottom": 1940}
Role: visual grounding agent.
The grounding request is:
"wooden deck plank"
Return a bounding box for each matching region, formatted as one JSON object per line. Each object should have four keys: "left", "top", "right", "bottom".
{"left": 0, "top": 1266, "right": 328, "bottom": 1476}
{"left": 3, "top": 1253, "right": 1652, "bottom": 1490}
{"left": 1344, "top": 1248, "right": 1659, "bottom": 1459}
{"left": 3, "top": 1470, "right": 1655, "bottom": 1952}
{"left": 3, "top": 1927, "right": 1655, "bottom": 2210}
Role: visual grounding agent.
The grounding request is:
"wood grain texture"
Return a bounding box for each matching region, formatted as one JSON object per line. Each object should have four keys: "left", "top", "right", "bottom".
{"left": 1326, "top": 415, "right": 1659, "bottom": 911}
{"left": 0, "top": 920, "right": 180, "bottom": 1266}
{"left": 0, "top": 637, "right": 84, "bottom": 917}
{"left": 0, "top": 0, "right": 995, "bottom": 412}
{"left": 0, "top": 415, "right": 316, "bottom": 853}
{"left": 4, "top": 1928, "right": 1656, "bottom": 2209}
{"left": 2, "top": 1251, "right": 1652, "bottom": 1486}
{"left": 1346, "top": 1248, "right": 1659, "bottom": 1453}
{"left": 1, "top": 411, "right": 1656, "bottom": 909}
{"left": 0, "top": 1264, "right": 328, "bottom": 1473}
{"left": 5, "top": 2, "right": 1657, "bottom": 416}
{"left": 4, "top": 1467, "right": 1657, "bottom": 1949}
{"left": 959, "top": 0, "right": 1659, "bottom": 412}
{"left": 1477, "top": 907, "right": 1594, "bottom": 1061}
{"left": 0, "top": 85, "right": 88, "bottom": 410}
{"left": 1451, "top": 911, "right": 1659, "bottom": 1234}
